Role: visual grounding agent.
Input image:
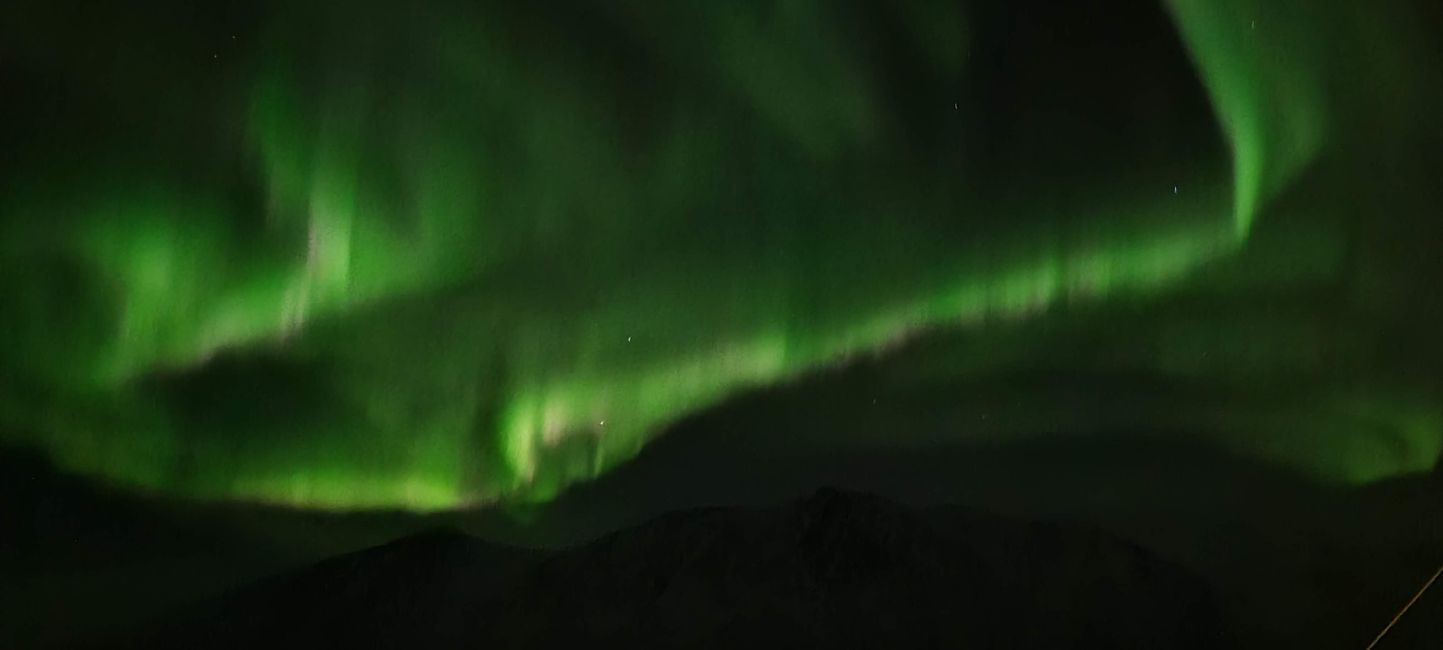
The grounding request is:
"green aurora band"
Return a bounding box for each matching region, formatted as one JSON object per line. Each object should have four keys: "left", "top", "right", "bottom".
{"left": 1, "top": 0, "right": 1440, "bottom": 509}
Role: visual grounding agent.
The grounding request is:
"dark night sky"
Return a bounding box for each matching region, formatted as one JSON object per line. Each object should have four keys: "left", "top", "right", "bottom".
{"left": 1, "top": 0, "right": 1442, "bottom": 645}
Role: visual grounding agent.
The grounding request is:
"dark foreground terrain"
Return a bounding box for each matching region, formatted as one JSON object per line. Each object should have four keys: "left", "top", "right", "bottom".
{"left": 95, "top": 488, "right": 1230, "bottom": 649}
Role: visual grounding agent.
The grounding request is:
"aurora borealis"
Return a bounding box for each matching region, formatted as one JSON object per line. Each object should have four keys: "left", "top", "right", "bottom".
{"left": 1, "top": 0, "right": 1441, "bottom": 510}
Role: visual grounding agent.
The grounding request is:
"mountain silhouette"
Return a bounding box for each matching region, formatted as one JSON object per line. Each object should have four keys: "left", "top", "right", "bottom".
{"left": 111, "top": 488, "right": 1232, "bottom": 649}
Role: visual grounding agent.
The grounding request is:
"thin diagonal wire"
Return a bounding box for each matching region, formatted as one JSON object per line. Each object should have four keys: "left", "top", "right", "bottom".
{"left": 1364, "top": 561, "right": 1443, "bottom": 650}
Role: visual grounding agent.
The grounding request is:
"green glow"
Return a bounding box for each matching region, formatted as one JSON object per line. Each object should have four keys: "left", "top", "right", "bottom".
{"left": 1, "top": 0, "right": 1439, "bottom": 510}
{"left": 1165, "top": 0, "right": 1328, "bottom": 234}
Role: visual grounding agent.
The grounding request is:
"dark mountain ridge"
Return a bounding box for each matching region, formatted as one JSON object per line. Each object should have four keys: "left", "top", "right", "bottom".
{"left": 111, "top": 488, "right": 1232, "bottom": 649}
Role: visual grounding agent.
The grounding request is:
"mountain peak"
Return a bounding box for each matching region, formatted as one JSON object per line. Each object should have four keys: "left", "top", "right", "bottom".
{"left": 118, "top": 491, "right": 1232, "bottom": 649}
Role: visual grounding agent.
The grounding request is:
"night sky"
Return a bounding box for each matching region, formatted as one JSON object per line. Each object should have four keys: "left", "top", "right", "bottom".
{"left": 1, "top": 0, "right": 1441, "bottom": 516}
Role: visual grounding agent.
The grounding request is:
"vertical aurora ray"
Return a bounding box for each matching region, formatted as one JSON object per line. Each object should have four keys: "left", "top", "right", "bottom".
{"left": 1164, "top": 0, "right": 1329, "bottom": 235}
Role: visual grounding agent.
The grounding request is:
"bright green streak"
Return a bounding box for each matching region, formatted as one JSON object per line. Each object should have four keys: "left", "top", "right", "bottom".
{"left": 1, "top": 0, "right": 1438, "bottom": 510}
{"left": 1165, "top": 0, "right": 1328, "bottom": 234}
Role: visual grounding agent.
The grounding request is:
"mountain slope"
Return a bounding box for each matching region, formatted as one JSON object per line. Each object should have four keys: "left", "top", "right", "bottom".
{"left": 115, "top": 489, "right": 1232, "bottom": 648}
